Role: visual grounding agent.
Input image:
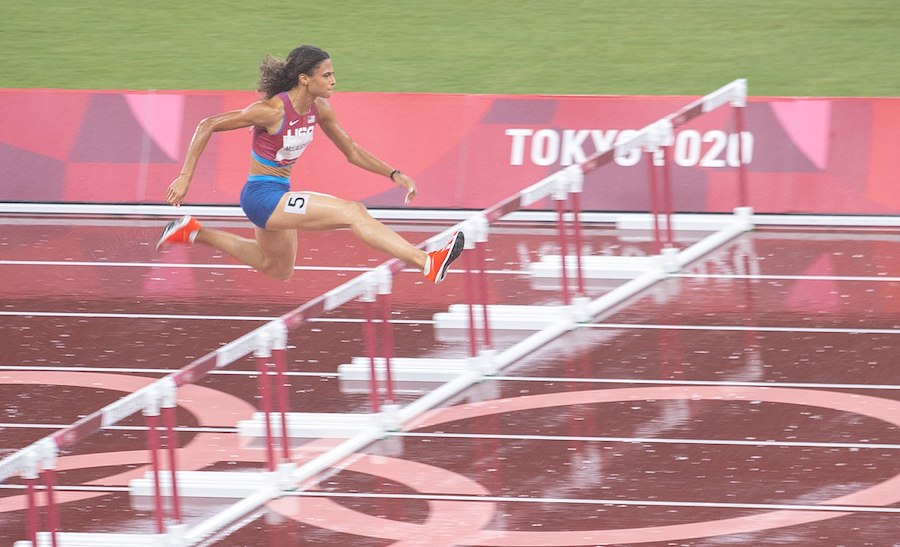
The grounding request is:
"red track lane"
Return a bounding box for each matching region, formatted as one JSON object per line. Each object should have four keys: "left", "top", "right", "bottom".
{"left": 0, "top": 218, "right": 898, "bottom": 546}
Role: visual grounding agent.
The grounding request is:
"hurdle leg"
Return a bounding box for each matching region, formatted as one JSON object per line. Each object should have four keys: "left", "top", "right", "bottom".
{"left": 660, "top": 147, "right": 675, "bottom": 247}
{"left": 568, "top": 192, "right": 587, "bottom": 297}
{"left": 255, "top": 334, "right": 276, "bottom": 471}
{"left": 362, "top": 296, "right": 382, "bottom": 413}
{"left": 161, "top": 405, "right": 182, "bottom": 524}
{"left": 554, "top": 198, "right": 572, "bottom": 305}
{"left": 475, "top": 240, "right": 493, "bottom": 350}
{"left": 24, "top": 465, "right": 40, "bottom": 546}
{"left": 377, "top": 292, "right": 396, "bottom": 405}
{"left": 646, "top": 149, "right": 663, "bottom": 255}
{"left": 271, "top": 322, "right": 291, "bottom": 462}
{"left": 463, "top": 250, "right": 480, "bottom": 357}
{"left": 41, "top": 467, "right": 60, "bottom": 547}
{"left": 143, "top": 410, "right": 165, "bottom": 533}
{"left": 734, "top": 104, "right": 749, "bottom": 207}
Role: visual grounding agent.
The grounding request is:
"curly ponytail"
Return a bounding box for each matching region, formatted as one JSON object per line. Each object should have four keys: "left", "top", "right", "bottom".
{"left": 257, "top": 45, "right": 330, "bottom": 99}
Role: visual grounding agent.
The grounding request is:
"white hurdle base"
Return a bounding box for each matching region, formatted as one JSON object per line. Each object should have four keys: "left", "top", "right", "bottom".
{"left": 434, "top": 304, "right": 581, "bottom": 331}
{"left": 529, "top": 254, "right": 663, "bottom": 280}
{"left": 129, "top": 469, "right": 285, "bottom": 501}
{"left": 529, "top": 274, "right": 623, "bottom": 293}
{"left": 237, "top": 411, "right": 379, "bottom": 440}
{"left": 615, "top": 213, "right": 741, "bottom": 232}
{"left": 17, "top": 531, "right": 171, "bottom": 547}
{"left": 338, "top": 357, "right": 480, "bottom": 395}
{"left": 339, "top": 357, "right": 474, "bottom": 383}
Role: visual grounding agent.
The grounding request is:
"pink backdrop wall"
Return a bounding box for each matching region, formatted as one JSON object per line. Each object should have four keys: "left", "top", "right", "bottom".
{"left": 2, "top": 88, "right": 899, "bottom": 214}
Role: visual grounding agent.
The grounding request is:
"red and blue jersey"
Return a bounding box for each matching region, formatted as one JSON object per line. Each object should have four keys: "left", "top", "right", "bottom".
{"left": 248, "top": 92, "right": 318, "bottom": 184}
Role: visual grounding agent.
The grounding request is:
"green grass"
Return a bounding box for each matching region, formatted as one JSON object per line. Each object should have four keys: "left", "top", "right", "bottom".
{"left": 2, "top": 0, "right": 898, "bottom": 96}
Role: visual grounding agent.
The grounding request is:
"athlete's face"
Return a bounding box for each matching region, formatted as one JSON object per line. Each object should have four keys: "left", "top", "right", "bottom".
{"left": 303, "top": 59, "right": 336, "bottom": 98}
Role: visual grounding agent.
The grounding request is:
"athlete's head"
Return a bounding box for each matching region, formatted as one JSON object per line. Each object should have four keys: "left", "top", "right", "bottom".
{"left": 258, "top": 45, "right": 331, "bottom": 99}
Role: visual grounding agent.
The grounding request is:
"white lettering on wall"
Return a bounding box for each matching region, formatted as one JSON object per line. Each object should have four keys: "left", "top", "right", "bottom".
{"left": 531, "top": 129, "right": 560, "bottom": 166}
{"left": 506, "top": 128, "right": 754, "bottom": 168}
{"left": 505, "top": 129, "right": 532, "bottom": 166}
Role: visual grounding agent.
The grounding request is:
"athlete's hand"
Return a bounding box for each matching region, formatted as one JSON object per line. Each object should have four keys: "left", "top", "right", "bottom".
{"left": 394, "top": 172, "right": 418, "bottom": 204}
{"left": 166, "top": 175, "right": 192, "bottom": 207}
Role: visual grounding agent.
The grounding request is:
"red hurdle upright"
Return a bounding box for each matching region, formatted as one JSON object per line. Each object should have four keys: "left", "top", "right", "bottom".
{"left": 375, "top": 267, "right": 396, "bottom": 406}
{"left": 159, "top": 378, "right": 182, "bottom": 525}
{"left": 270, "top": 321, "right": 291, "bottom": 462}
{"left": 142, "top": 395, "right": 165, "bottom": 534}
{"left": 254, "top": 332, "right": 277, "bottom": 471}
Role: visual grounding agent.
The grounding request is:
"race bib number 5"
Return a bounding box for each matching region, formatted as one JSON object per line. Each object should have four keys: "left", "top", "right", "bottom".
{"left": 284, "top": 192, "right": 310, "bottom": 215}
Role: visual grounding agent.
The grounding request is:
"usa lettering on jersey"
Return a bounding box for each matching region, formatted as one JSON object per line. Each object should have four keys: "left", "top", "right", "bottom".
{"left": 276, "top": 127, "right": 315, "bottom": 162}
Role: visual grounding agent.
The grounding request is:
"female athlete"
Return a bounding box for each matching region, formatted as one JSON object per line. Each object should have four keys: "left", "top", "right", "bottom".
{"left": 157, "top": 45, "right": 463, "bottom": 283}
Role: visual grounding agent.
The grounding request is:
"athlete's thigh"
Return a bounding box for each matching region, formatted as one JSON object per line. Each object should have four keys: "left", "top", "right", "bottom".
{"left": 265, "top": 191, "right": 360, "bottom": 231}
{"left": 255, "top": 226, "right": 297, "bottom": 265}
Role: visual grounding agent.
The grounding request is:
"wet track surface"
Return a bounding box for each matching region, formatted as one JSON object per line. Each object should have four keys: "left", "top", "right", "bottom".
{"left": 0, "top": 217, "right": 898, "bottom": 545}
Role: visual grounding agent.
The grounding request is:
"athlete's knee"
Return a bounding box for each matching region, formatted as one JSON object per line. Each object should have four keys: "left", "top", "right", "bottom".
{"left": 344, "top": 200, "right": 372, "bottom": 223}
{"left": 260, "top": 258, "right": 295, "bottom": 281}
{"left": 270, "top": 264, "right": 294, "bottom": 281}
{"left": 263, "top": 267, "right": 292, "bottom": 282}
{"left": 270, "top": 267, "right": 294, "bottom": 282}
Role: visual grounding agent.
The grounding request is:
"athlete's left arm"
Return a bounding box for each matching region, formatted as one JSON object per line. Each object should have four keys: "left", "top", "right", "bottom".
{"left": 317, "top": 98, "right": 418, "bottom": 204}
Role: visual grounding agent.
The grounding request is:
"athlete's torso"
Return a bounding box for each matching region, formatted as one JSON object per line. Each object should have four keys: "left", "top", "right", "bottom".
{"left": 249, "top": 92, "right": 318, "bottom": 180}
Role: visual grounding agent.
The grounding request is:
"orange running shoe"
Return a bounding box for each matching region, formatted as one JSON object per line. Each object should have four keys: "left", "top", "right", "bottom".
{"left": 156, "top": 215, "right": 201, "bottom": 251}
{"left": 424, "top": 230, "right": 464, "bottom": 284}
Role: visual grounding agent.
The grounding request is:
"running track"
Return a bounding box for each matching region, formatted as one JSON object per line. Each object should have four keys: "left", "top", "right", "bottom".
{"left": 0, "top": 215, "right": 898, "bottom": 546}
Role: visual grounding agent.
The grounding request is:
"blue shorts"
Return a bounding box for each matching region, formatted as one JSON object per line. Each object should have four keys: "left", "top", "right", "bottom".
{"left": 240, "top": 176, "right": 289, "bottom": 228}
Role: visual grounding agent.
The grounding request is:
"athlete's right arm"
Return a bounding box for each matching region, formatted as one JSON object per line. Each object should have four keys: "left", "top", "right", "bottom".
{"left": 165, "top": 100, "right": 281, "bottom": 207}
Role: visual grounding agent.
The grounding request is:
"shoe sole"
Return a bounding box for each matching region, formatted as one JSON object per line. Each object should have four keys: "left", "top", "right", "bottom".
{"left": 435, "top": 231, "right": 465, "bottom": 283}
{"left": 156, "top": 216, "right": 193, "bottom": 251}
